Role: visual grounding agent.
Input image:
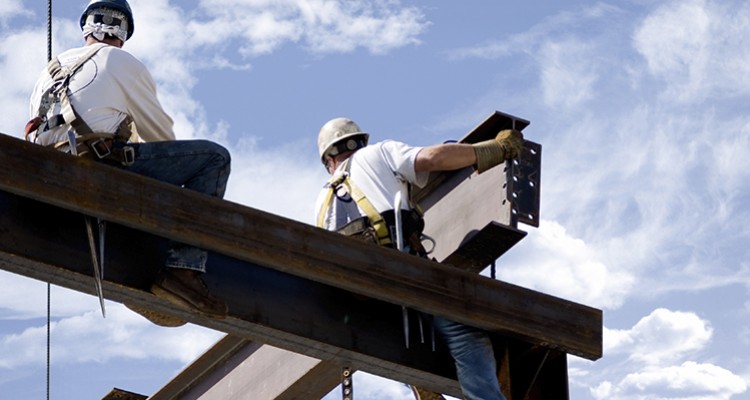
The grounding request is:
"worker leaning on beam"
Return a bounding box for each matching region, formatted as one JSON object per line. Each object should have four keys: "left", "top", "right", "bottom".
{"left": 314, "top": 117, "right": 523, "bottom": 400}
{"left": 26, "top": 0, "right": 230, "bottom": 324}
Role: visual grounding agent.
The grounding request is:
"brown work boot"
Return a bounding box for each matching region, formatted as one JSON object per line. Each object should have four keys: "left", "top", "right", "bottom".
{"left": 124, "top": 303, "right": 187, "bottom": 327}
{"left": 151, "top": 268, "right": 228, "bottom": 319}
{"left": 411, "top": 386, "right": 446, "bottom": 400}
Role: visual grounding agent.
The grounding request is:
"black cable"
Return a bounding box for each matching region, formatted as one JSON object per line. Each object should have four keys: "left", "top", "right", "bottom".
{"left": 47, "top": 283, "right": 50, "bottom": 400}
{"left": 46, "top": 2, "right": 53, "bottom": 399}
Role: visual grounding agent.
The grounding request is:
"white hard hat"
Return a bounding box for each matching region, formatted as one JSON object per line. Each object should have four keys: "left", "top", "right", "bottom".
{"left": 317, "top": 117, "right": 369, "bottom": 164}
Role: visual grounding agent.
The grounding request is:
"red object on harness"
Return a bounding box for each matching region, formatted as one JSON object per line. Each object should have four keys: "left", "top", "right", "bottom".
{"left": 24, "top": 116, "right": 43, "bottom": 141}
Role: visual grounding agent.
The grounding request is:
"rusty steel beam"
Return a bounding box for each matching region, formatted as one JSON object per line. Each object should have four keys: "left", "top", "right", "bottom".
{"left": 0, "top": 126, "right": 601, "bottom": 397}
{"left": 0, "top": 133, "right": 602, "bottom": 361}
{"left": 0, "top": 188, "right": 463, "bottom": 396}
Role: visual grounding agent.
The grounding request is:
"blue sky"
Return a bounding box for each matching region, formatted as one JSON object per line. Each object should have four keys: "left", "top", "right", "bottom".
{"left": 1, "top": 0, "right": 749, "bottom": 399}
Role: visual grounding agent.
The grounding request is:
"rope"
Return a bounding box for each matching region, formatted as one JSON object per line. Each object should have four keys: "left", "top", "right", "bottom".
{"left": 46, "top": 1, "right": 53, "bottom": 399}
{"left": 47, "top": 283, "right": 50, "bottom": 400}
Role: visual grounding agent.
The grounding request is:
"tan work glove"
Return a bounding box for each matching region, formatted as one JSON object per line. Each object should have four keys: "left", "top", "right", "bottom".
{"left": 472, "top": 129, "right": 524, "bottom": 173}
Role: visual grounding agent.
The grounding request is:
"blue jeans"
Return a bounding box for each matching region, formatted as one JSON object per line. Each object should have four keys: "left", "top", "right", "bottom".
{"left": 433, "top": 316, "right": 506, "bottom": 400}
{"left": 113, "top": 139, "right": 231, "bottom": 272}
{"left": 400, "top": 244, "right": 506, "bottom": 399}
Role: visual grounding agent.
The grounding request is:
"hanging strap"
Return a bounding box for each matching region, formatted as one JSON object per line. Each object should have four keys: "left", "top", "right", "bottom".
{"left": 317, "top": 158, "right": 392, "bottom": 246}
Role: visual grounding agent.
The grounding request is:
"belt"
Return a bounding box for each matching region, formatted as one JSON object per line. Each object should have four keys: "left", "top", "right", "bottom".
{"left": 85, "top": 138, "right": 135, "bottom": 167}
{"left": 87, "top": 138, "right": 135, "bottom": 166}
{"left": 337, "top": 211, "right": 427, "bottom": 256}
{"left": 53, "top": 134, "right": 135, "bottom": 167}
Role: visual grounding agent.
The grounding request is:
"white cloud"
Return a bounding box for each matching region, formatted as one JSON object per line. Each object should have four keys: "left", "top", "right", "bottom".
{"left": 537, "top": 38, "right": 598, "bottom": 110}
{"left": 0, "top": 14, "right": 83, "bottom": 139}
{"left": 183, "top": 0, "right": 428, "bottom": 56}
{"left": 633, "top": 0, "right": 750, "bottom": 102}
{"left": 634, "top": 0, "right": 710, "bottom": 76}
{"left": 0, "top": 271, "right": 110, "bottom": 319}
{"left": 0, "top": 29, "right": 49, "bottom": 138}
{"left": 596, "top": 362, "right": 747, "bottom": 400}
{"left": 497, "top": 220, "right": 634, "bottom": 309}
{"left": 578, "top": 309, "right": 747, "bottom": 399}
{"left": 605, "top": 308, "right": 712, "bottom": 365}
{"left": 223, "top": 136, "right": 328, "bottom": 222}
{"left": 0, "top": 0, "right": 29, "bottom": 24}
{"left": 299, "top": 0, "right": 428, "bottom": 55}
{"left": 445, "top": 3, "right": 623, "bottom": 61}
{"left": 0, "top": 303, "right": 222, "bottom": 369}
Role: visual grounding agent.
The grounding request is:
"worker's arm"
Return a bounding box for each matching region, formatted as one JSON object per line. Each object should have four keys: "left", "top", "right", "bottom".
{"left": 414, "top": 143, "right": 477, "bottom": 173}
{"left": 415, "top": 129, "right": 525, "bottom": 174}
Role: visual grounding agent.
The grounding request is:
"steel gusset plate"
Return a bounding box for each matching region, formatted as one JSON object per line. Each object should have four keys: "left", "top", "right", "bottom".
{"left": 507, "top": 140, "right": 541, "bottom": 228}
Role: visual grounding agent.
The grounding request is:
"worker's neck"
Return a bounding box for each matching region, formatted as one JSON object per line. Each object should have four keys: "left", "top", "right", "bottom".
{"left": 85, "top": 35, "right": 123, "bottom": 48}
{"left": 331, "top": 152, "right": 355, "bottom": 171}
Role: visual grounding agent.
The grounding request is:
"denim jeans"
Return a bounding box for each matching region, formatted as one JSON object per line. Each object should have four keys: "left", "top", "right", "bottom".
{"left": 433, "top": 316, "right": 507, "bottom": 400}
{"left": 113, "top": 139, "right": 231, "bottom": 272}
{"left": 399, "top": 244, "right": 506, "bottom": 399}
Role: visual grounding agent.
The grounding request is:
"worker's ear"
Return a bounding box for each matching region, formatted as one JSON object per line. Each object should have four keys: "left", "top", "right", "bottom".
{"left": 324, "top": 156, "right": 335, "bottom": 174}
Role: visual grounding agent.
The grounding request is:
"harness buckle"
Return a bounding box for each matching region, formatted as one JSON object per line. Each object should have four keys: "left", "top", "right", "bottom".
{"left": 328, "top": 170, "right": 349, "bottom": 188}
{"left": 121, "top": 146, "right": 135, "bottom": 166}
{"left": 89, "top": 138, "right": 112, "bottom": 159}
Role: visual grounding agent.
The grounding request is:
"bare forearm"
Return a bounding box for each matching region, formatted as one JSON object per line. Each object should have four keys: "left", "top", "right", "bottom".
{"left": 414, "top": 143, "right": 477, "bottom": 173}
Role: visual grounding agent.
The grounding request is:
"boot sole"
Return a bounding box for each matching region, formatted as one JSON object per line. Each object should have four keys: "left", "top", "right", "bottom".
{"left": 124, "top": 302, "right": 187, "bottom": 327}
{"left": 151, "top": 282, "right": 227, "bottom": 320}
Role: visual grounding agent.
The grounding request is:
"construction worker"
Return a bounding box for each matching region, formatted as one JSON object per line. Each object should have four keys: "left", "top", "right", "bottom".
{"left": 26, "top": 0, "right": 230, "bottom": 323}
{"left": 314, "top": 117, "right": 523, "bottom": 400}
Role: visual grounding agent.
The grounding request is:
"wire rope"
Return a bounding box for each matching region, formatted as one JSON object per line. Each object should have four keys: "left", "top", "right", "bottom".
{"left": 46, "top": 1, "right": 53, "bottom": 399}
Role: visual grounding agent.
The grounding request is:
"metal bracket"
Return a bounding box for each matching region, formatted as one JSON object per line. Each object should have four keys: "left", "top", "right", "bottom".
{"left": 507, "top": 140, "right": 542, "bottom": 228}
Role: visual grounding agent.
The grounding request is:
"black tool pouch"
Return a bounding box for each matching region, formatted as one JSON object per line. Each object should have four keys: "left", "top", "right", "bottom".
{"left": 336, "top": 217, "right": 380, "bottom": 245}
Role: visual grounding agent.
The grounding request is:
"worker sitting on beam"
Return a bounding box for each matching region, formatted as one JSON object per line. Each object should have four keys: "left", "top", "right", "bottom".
{"left": 26, "top": 0, "right": 231, "bottom": 324}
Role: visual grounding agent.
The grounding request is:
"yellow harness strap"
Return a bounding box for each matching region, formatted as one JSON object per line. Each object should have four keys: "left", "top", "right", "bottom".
{"left": 317, "top": 158, "right": 392, "bottom": 245}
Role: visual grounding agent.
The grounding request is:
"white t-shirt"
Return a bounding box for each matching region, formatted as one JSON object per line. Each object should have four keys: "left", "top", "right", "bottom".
{"left": 29, "top": 44, "right": 175, "bottom": 146}
{"left": 315, "top": 140, "right": 430, "bottom": 231}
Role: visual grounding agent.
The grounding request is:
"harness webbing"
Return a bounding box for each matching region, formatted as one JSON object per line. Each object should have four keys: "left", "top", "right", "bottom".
{"left": 52, "top": 43, "right": 107, "bottom": 135}
{"left": 30, "top": 43, "right": 107, "bottom": 142}
{"left": 317, "top": 158, "right": 392, "bottom": 245}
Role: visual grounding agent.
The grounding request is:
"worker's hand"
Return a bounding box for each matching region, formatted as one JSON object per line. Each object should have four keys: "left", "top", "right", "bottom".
{"left": 495, "top": 129, "right": 524, "bottom": 160}
{"left": 473, "top": 129, "right": 525, "bottom": 173}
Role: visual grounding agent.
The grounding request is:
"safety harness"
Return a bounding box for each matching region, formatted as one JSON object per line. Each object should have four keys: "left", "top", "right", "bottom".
{"left": 25, "top": 42, "right": 134, "bottom": 166}
{"left": 317, "top": 158, "right": 426, "bottom": 254}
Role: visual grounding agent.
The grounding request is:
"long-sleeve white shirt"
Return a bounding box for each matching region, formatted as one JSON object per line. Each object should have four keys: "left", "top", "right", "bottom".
{"left": 29, "top": 43, "right": 175, "bottom": 146}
